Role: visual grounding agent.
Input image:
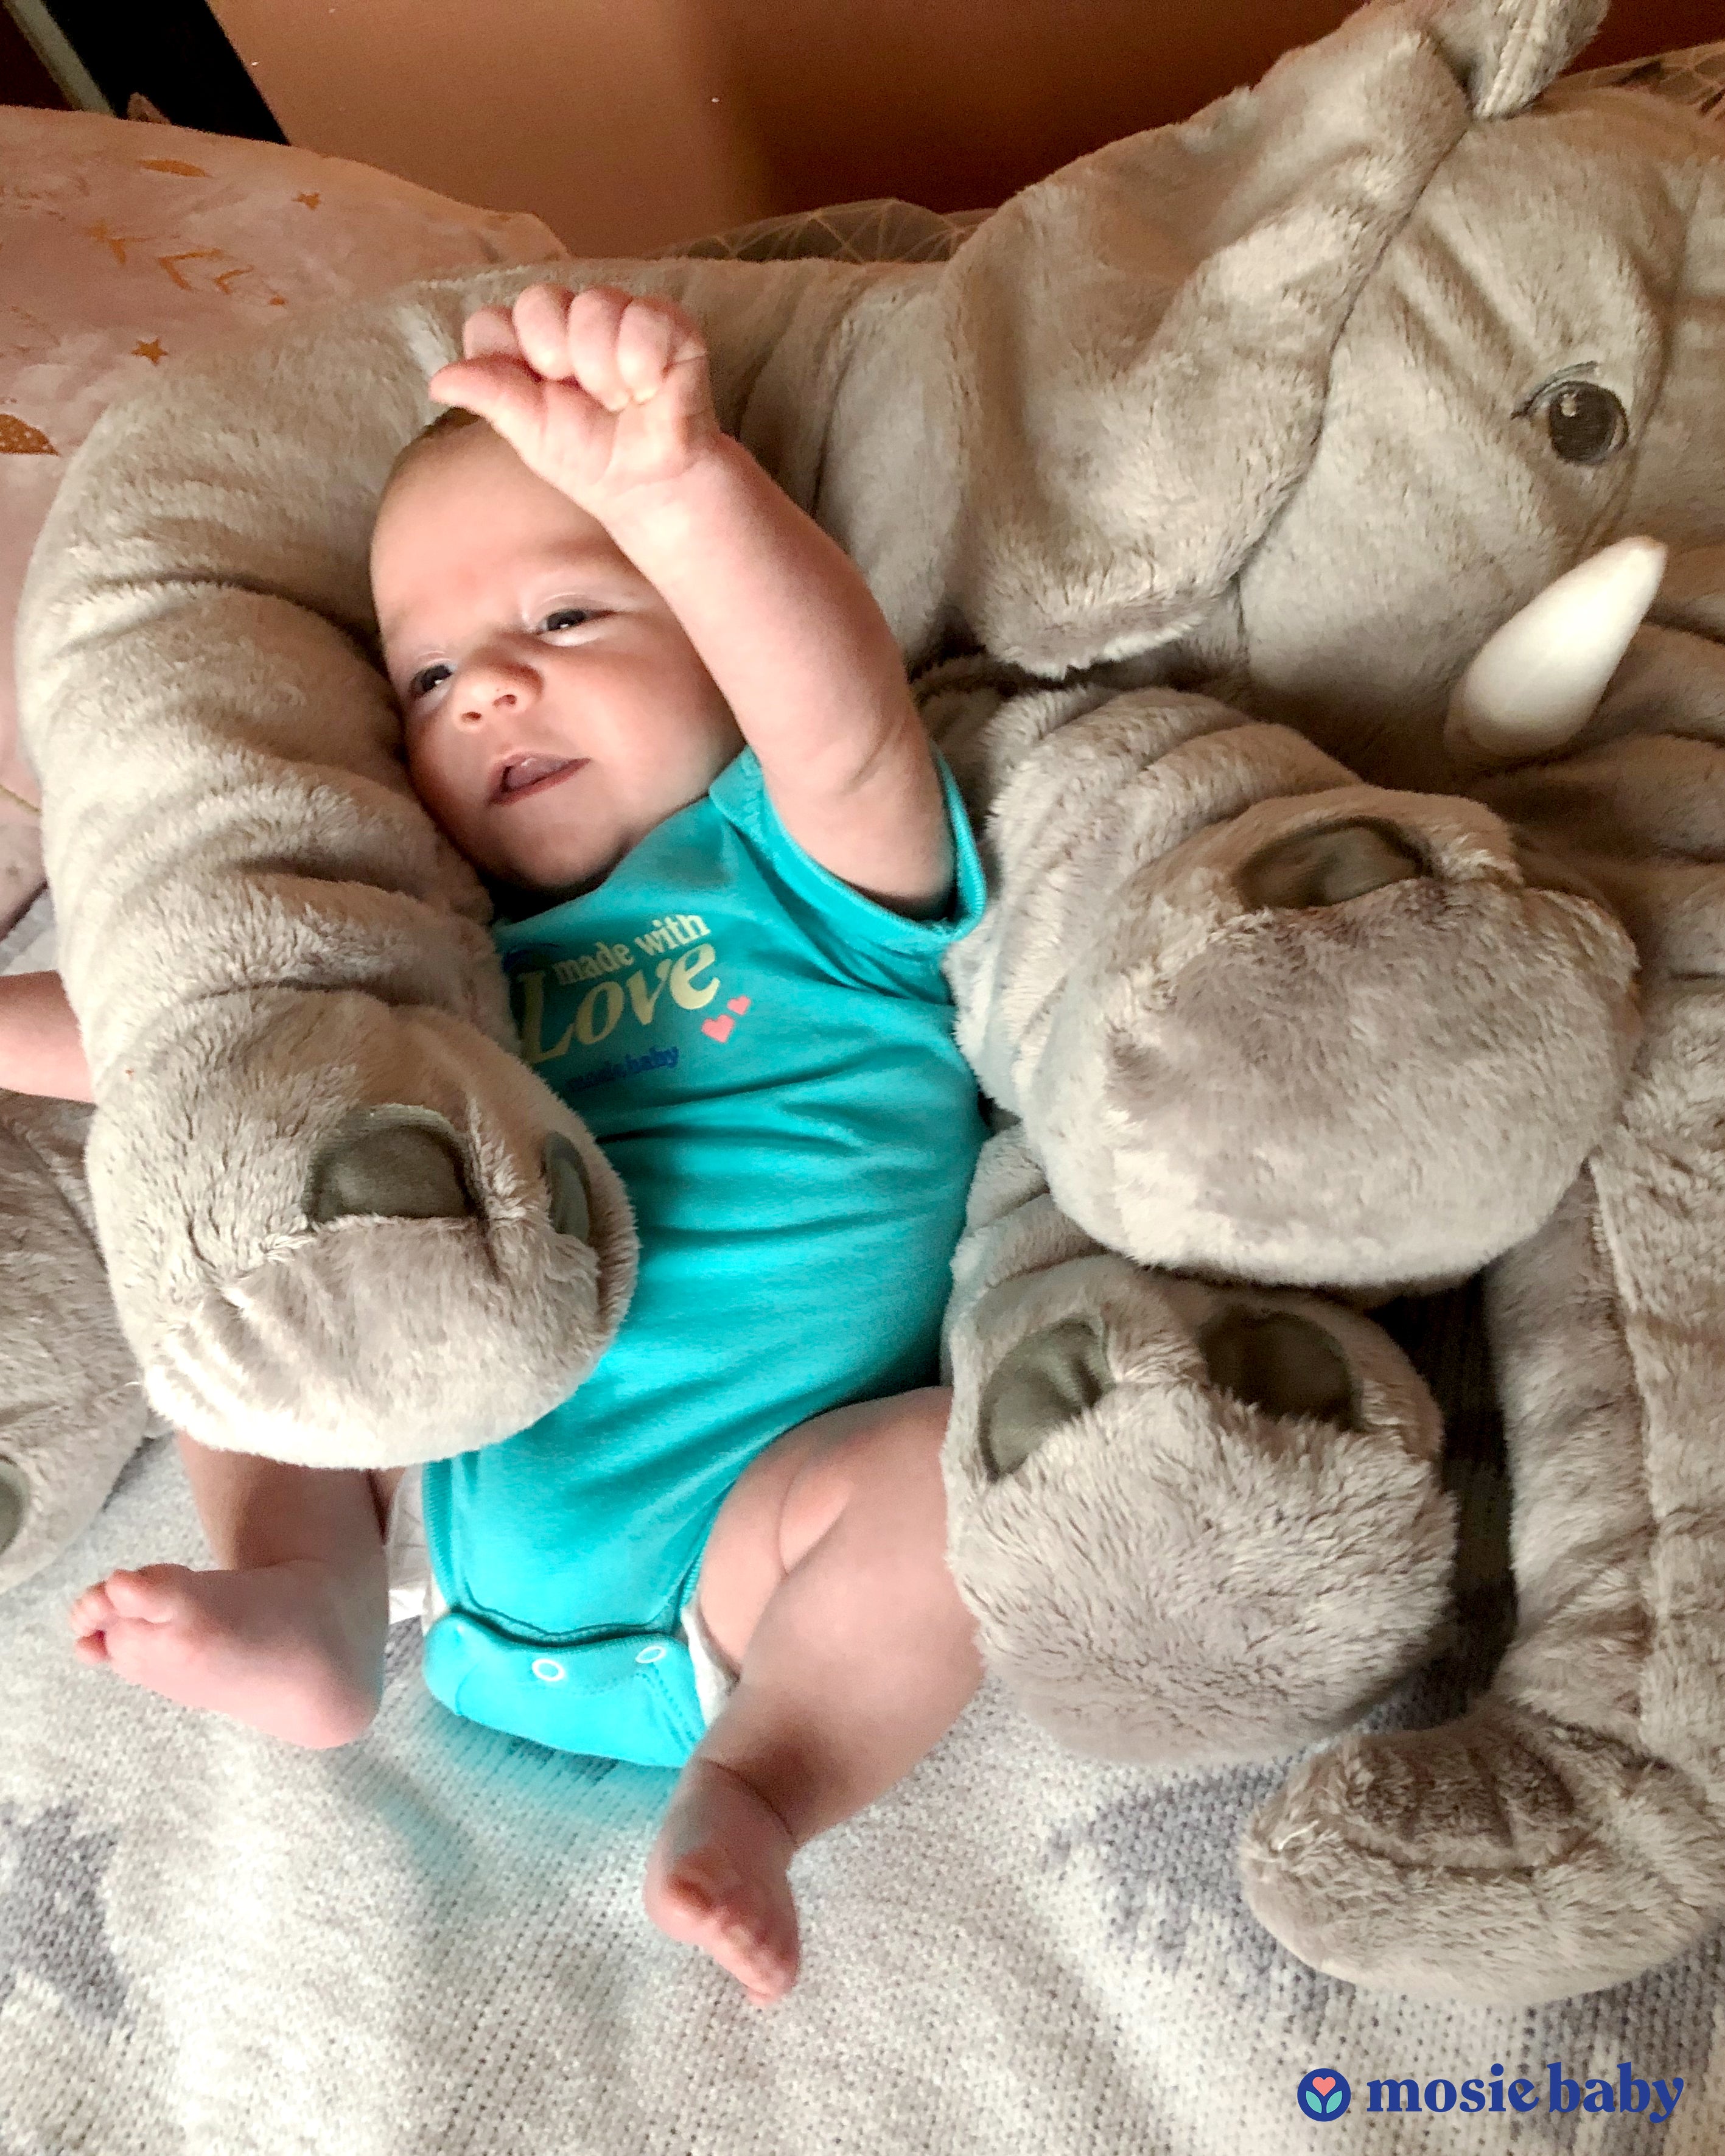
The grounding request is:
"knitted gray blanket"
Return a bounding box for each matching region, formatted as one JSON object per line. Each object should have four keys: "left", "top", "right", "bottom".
{"left": 4, "top": 1439, "right": 1717, "bottom": 2153}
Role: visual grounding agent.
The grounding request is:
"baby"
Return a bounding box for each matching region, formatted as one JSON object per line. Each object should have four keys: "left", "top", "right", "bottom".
{"left": 0, "top": 283, "right": 990, "bottom": 2006}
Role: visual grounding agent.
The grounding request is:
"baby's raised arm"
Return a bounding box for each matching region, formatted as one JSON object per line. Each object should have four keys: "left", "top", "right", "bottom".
{"left": 429, "top": 285, "right": 953, "bottom": 915}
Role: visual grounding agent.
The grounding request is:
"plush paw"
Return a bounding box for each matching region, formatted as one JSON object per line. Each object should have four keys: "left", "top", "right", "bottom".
{"left": 100, "top": 1001, "right": 637, "bottom": 1469}
{"left": 1018, "top": 785, "right": 1639, "bottom": 1291}
{"left": 945, "top": 1254, "right": 1454, "bottom": 1765}
{"left": 1241, "top": 1698, "right": 1725, "bottom": 2003}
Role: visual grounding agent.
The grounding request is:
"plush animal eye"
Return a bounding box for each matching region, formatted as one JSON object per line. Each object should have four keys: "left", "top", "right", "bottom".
{"left": 1539, "top": 380, "right": 1628, "bottom": 465}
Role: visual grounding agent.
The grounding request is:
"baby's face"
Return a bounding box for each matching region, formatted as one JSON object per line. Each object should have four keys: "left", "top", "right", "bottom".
{"left": 371, "top": 423, "right": 740, "bottom": 895}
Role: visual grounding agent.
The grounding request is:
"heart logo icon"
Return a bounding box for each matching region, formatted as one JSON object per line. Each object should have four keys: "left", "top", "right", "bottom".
{"left": 701, "top": 1015, "right": 735, "bottom": 1043}
{"left": 727, "top": 995, "right": 751, "bottom": 1014}
{"left": 1297, "top": 2068, "right": 1351, "bottom": 2121}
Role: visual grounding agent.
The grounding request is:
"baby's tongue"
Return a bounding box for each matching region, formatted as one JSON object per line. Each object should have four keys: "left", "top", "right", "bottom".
{"left": 503, "top": 755, "right": 570, "bottom": 794}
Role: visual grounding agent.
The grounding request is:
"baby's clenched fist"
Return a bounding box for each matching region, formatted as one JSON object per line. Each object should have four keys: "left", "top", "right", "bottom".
{"left": 428, "top": 284, "right": 722, "bottom": 516}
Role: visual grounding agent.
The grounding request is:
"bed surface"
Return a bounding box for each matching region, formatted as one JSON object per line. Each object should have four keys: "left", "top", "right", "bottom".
{"left": 6, "top": 1399, "right": 1721, "bottom": 2155}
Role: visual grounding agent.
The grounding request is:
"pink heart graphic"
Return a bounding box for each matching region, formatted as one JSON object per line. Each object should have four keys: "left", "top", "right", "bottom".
{"left": 1310, "top": 2079, "right": 1335, "bottom": 2098}
{"left": 701, "top": 1014, "right": 735, "bottom": 1043}
{"left": 727, "top": 995, "right": 751, "bottom": 1014}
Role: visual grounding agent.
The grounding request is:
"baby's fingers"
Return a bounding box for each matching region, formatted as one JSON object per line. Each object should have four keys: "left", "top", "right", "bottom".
{"left": 614, "top": 295, "right": 704, "bottom": 405}
{"left": 513, "top": 281, "right": 592, "bottom": 385}
{"left": 429, "top": 354, "right": 566, "bottom": 451}
{"left": 460, "top": 304, "right": 523, "bottom": 363}
{"left": 427, "top": 354, "right": 611, "bottom": 494}
{"left": 533, "top": 284, "right": 637, "bottom": 410}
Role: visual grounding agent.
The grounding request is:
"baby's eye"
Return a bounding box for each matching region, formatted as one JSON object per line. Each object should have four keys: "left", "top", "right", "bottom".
{"left": 407, "top": 661, "right": 451, "bottom": 700}
{"left": 538, "top": 607, "right": 597, "bottom": 634}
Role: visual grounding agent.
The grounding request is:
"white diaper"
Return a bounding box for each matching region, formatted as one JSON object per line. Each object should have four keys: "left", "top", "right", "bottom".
{"left": 383, "top": 1465, "right": 447, "bottom": 1631}
{"left": 385, "top": 1465, "right": 735, "bottom": 1728}
{"left": 680, "top": 1594, "right": 738, "bottom": 1726}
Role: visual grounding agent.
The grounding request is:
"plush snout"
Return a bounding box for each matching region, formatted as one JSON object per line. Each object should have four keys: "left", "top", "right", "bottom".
{"left": 943, "top": 1259, "right": 1453, "bottom": 1765}
{"left": 1024, "top": 788, "right": 1641, "bottom": 1291}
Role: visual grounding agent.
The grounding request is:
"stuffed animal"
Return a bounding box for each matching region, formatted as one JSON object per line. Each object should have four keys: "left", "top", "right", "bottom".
{"left": 10, "top": 0, "right": 1725, "bottom": 2006}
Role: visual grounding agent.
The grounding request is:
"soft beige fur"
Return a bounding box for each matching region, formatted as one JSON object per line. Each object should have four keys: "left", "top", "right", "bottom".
{"left": 942, "top": 682, "right": 1640, "bottom": 1287}
{"left": 9, "top": 0, "right": 1725, "bottom": 2006}
{"left": 944, "top": 1119, "right": 1456, "bottom": 1764}
{"left": 0, "top": 1092, "right": 156, "bottom": 1595}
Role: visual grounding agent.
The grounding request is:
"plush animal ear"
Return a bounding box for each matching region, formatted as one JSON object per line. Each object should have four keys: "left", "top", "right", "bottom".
{"left": 1389, "top": 0, "right": 1609, "bottom": 117}
{"left": 942, "top": 2, "right": 1482, "bottom": 670}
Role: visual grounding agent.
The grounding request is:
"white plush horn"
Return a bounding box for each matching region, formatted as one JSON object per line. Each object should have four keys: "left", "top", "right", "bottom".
{"left": 1447, "top": 535, "right": 1667, "bottom": 764}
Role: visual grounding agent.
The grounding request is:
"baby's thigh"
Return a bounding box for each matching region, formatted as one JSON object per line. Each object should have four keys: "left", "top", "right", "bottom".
{"left": 696, "top": 1387, "right": 951, "bottom": 1670}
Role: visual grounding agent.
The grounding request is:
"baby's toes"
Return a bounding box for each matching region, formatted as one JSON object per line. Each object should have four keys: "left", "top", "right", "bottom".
{"left": 733, "top": 1913, "right": 798, "bottom": 2006}
{"left": 713, "top": 1881, "right": 799, "bottom": 2002}
{"left": 99, "top": 1614, "right": 197, "bottom": 1695}
{"left": 99, "top": 1590, "right": 209, "bottom": 1687}
{"left": 67, "top": 1579, "right": 118, "bottom": 1637}
{"left": 103, "top": 1564, "right": 197, "bottom": 1623}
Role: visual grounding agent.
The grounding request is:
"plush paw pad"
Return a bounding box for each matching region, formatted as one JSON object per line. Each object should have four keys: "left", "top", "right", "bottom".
{"left": 1023, "top": 786, "right": 1640, "bottom": 1289}
{"left": 542, "top": 1132, "right": 590, "bottom": 1240}
{"left": 303, "top": 1105, "right": 474, "bottom": 1223}
{"left": 979, "top": 1316, "right": 1112, "bottom": 1477}
{"left": 1196, "top": 1306, "right": 1357, "bottom": 1427}
{"left": 1234, "top": 817, "right": 1426, "bottom": 910}
{"left": 0, "top": 1461, "right": 26, "bottom": 1564}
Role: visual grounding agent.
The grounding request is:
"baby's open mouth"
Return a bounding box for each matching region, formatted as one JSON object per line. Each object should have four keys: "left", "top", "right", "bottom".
{"left": 492, "top": 755, "right": 584, "bottom": 804}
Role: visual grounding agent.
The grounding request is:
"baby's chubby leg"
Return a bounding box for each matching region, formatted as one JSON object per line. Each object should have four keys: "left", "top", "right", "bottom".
{"left": 644, "top": 1387, "right": 980, "bottom": 2004}
{"left": 19, "top": 969, "right": 391, "bottom": 1746}
{"left": 68, "top": 1437, "right": 401, "bottom": 1749}
{"left": 0, "top": 970, "right": 93, "bottom": 1101}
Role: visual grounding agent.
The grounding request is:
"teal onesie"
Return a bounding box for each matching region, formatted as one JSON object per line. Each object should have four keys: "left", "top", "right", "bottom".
{"left": 419, "top": 748, "right": 988, "bottom": 1767}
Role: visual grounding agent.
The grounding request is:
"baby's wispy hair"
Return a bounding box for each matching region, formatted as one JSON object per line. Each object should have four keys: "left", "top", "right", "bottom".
{"left": 383, "top": 402, "right": 490, "bottom": 493}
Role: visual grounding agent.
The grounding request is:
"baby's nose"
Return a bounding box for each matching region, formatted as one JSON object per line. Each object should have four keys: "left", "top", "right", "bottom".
{"left": 456, "top": 659, "right": 535, "bottom": 724}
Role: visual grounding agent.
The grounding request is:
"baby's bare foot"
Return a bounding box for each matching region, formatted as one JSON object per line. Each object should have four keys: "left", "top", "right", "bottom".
{"left": 67, "top": 1559, "right": 384, "bottom": 1749}
{"left": 645, "top": 1757, "right": 800, "bottom": 2005}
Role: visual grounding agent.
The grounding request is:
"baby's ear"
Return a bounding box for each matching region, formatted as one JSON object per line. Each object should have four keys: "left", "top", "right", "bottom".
{"left": 1387, "top": 0, "right": 1608, "bottom": 117}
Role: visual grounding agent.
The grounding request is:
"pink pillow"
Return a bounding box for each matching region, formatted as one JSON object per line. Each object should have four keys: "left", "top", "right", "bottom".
{"left": 0, "top": 105, "right": 567, "bottom": 933}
